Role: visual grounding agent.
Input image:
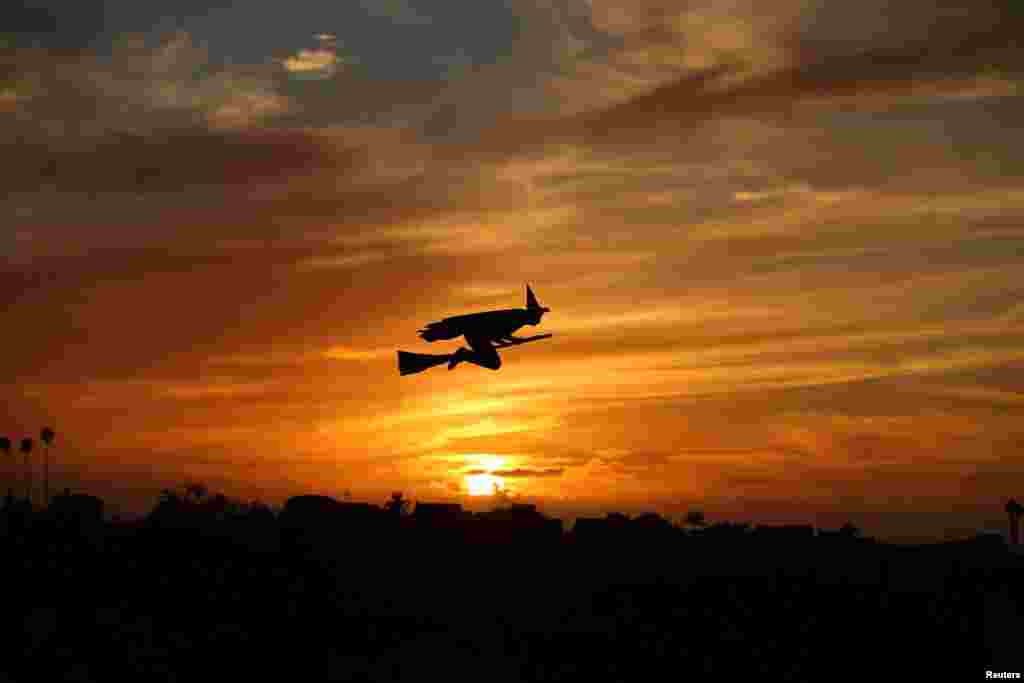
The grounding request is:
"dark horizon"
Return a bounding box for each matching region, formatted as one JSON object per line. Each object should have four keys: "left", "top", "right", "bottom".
{"left": 4, "top": 469, "right": 1023, "bottom": 680}
{"left": 2, "top": 468, "right": 1019, "bottom": 545}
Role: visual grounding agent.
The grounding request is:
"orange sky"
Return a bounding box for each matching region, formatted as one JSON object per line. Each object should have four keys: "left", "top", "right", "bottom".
{"left": 3, "top": 1, "right": 1024, "bottom": 539}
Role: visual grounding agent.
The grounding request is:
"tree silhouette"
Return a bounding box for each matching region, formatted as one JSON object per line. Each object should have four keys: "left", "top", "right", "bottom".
{"left": 1006, "top": 499, "right": 1022, "bottom": 546}
{"left": 184, "top": 482, "right": 208, "bottom": 504}
{"left": 40, "top": 427, "right": 55, "bottom": 507}
{"left": 0, "top": 436, "right": 11, "bottom": 499}
{"left": 491, "top": 482, "right": 514, "bottom": 510}
{"left": 839, "top": 521, "right": 861, "bottom": 539}
{"left": 19, "top": 438, "right": 33, "bottom": 504}
{"left": 684, "top": 509, "right": 706, "bottom": 531}
{"left": 384, "top": 491, "right": 410, "bottom": 519}
{"left": 158, "top": 487, "right": 179, "bottom": 506}
{"left": 207, "top": 492, "right": 237, "bottom": 520}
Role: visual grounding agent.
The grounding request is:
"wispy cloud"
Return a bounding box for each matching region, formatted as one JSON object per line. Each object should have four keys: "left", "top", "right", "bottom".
{"left": 321, "top": 347, "right": 396, "bottom": 361}
{"left": 6, "top": 32, "right": 292, "bottom": 136}
{"left": 466, "top": 467, "right": 564, "bottom": 478}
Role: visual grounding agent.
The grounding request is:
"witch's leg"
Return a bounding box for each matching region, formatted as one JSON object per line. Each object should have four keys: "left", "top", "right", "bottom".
{"left": 464, "top": 346, "right": 501, "bottom": 370}
{"left": 447, "top": 347, "right": 472, "bottom": 370}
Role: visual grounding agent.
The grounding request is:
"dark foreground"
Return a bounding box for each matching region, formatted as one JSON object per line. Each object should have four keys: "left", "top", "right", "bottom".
{"left": 3, "top": 502, "right": 1022, "bottom": 682}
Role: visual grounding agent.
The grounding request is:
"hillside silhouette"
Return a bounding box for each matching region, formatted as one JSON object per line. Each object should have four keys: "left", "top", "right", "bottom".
{"left": 2, "top": 478, "right": 1022, "bottom": 681}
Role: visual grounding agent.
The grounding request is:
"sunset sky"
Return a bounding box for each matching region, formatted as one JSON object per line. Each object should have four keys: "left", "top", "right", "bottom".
{"left": 4, "top": 1, "right": 1024, "bottom": 539}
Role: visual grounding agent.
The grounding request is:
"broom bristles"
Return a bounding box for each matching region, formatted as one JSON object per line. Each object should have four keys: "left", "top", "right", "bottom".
{"left": 397, "top": 350, "right": 453, "bottom": 375}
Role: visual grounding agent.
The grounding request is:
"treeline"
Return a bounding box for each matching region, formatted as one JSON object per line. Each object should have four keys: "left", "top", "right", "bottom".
{"left": 2, "top": 484, "right": 1021, "bottom": 681}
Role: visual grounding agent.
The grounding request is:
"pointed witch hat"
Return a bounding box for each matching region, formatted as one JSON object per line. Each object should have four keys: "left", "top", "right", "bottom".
{"left": 525, "top": 284, "right": 550, "bottom": 313}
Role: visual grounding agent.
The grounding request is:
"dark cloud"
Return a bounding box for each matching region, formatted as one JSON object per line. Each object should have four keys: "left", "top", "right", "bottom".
{"left": 0, "top": 34, "right": 345, "bottom": 201}
{"left": 579, "top": 35, "right": 1023, "bottom": 147}
{"left": 3, "top": 128, "right": 351, "bottom": 195}
{"left": 494, "top": 467, "right": 564, "bottom": 478}
{"left": 0, "top": 1, "right": 100, "bottom": 50}
{"left": 439, "top": 0, "right": 1024, "bottom": 162}
{"left": 3, "top": 0, "right": 533, "bottom": 80}
{"left": 795, "top": 0, "right": 1017, "bottom": 58}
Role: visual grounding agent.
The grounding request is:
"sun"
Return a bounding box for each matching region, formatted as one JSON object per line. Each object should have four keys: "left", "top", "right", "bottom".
{"left": 466, "top": 473, "right": 504, "bottom": 496}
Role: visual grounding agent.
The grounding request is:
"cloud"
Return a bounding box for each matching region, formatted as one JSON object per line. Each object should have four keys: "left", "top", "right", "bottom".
{"left": 466, "top": 468, "right": 565, "bottom": 478}
{"left": 321, "top": 347, "right": 395, "bottom": 361}
{"left": 357, "top": 0, "right": 433, "bottom": 25}
{"left": 6, "top": 32, "right": 292, "bottom": 136}
{"left": 2, "top": 127, "right": 351, "bottom": 196}
{"left": 282, "top": 40, "right": 345, "bottom": 80}
{"left": 573, "top": 2, "right": 1021, "bottom": 138}
{"left": 444, "top": 0, "right": 1022, "bottom": 162}
{"left": 733, "top": 183, "right": 814, "bottom": 203}
{"left": 283, "top": 47, "right": 338, "bottom": 74}
{"left": 158, "top": 379, "right": 279, "bottom": 400}
{"left": 528, "top": 0, "right": 805, "bottom": 120}
{"left": 0, "top": 32, "right": 371, "bottom": 200}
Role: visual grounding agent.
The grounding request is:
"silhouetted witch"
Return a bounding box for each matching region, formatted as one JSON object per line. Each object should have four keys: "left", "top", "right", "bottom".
{"left": 398, "top": 284, "right": 552, "bottom": 375}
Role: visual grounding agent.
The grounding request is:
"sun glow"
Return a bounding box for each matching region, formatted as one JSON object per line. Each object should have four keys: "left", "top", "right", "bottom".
{"left": 466, "top": 473, "right": 504, "bottom": 496}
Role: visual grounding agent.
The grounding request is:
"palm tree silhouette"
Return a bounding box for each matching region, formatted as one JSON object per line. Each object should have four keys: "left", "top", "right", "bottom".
{"left": 0, "top": 437, "right": 11, "bottom": 499}
{"left": 19, "top": 438, "right": 33, "bottom": 505}
{"left": 40, "top": 427, "right": 55, "bottom": 507}
{"left": 1006, "top": 499, "right": 1022, "bottom": 546}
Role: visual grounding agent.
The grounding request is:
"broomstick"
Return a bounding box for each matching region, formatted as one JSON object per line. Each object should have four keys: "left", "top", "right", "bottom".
{"left": 397, "top": 334, "right": 552, "bottom": 375}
